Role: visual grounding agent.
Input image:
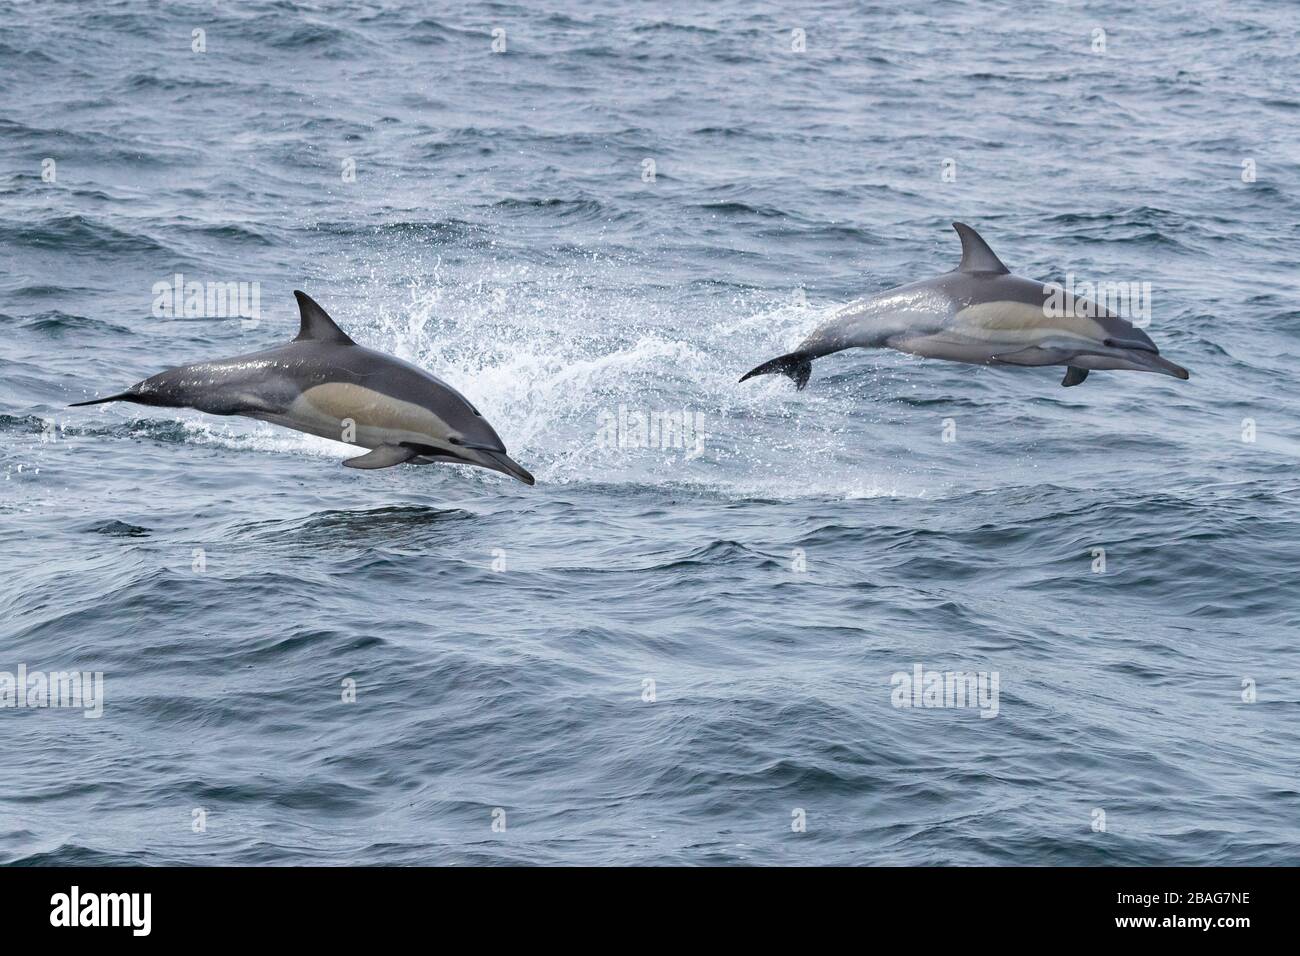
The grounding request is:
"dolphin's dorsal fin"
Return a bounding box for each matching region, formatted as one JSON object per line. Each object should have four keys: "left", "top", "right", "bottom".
{"left": 293, "top": 291, "right": 355, "bottom": 345}
{"left": 952, "top": 222, "right": 1009, "bottom": 275}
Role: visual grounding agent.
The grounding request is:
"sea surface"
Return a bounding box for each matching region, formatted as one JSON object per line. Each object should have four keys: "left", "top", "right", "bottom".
{"left": 1, "top": 0, "right": 1298, "bottom": 865}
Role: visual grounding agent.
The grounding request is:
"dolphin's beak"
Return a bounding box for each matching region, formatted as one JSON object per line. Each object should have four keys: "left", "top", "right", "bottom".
{"left": 1137, "top": 351, "right": 1191, "bottom": 380}
{"left": 1077, "top": 345, "right": 1191, "bottom": 381}
{"left": 473, "top": 449, "right": 536, "bottom": 485}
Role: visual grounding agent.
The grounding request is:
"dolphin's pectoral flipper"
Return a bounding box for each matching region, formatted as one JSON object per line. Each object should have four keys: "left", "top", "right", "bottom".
{"left": 739, "top": 351, "right": 814, "bottom": 390}
{"left": 342, "top": 444, "right": 421, "bottom": 469}
{"left": 1061, "top": 367, "right": 1089, "bottom": 387}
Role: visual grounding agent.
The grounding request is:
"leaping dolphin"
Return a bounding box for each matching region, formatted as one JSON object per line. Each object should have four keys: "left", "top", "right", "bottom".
{"left": 741, "top": 222, "right": 1190, "bottom": 390}
{"left": 70, "top": 291, "right": 534, "bottom": 484}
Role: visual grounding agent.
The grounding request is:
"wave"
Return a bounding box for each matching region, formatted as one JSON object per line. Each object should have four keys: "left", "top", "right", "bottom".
{"left": 0, "top": 214, "right": 171, "bottom": 256}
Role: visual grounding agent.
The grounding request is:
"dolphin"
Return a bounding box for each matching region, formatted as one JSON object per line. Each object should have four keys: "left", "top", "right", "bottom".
{"left": 740, "top": 222, "right": 1190, "bottom": 390}
{"left": 70, "top": 291, "right": 535, "bottom": 484}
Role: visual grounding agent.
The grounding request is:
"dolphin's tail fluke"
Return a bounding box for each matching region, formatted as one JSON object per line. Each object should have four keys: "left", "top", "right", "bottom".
{"left": 740, "top": 351, "right": 814, "bottom": 390}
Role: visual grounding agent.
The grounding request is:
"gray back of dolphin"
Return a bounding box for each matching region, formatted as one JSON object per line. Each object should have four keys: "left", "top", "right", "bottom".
{"left": 741, "top": 222, "right": 1189, "bottom": 390}
{"left": 71, "top": 291, "right": 534, "bottom": 484}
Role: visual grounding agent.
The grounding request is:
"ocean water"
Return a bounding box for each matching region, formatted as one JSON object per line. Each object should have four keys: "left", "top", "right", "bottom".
{"left": 2, "top": 0, "right": 1298, "bottom": 866}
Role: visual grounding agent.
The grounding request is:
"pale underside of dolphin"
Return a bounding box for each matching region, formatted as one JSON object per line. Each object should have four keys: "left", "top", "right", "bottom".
{"left": 70, "top": 291, "right": 534, "bottom": 485}
{"left": 741, "top": 222, "right": 1190, "bottom": 391}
